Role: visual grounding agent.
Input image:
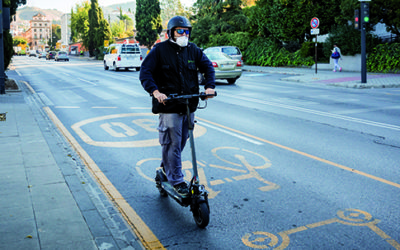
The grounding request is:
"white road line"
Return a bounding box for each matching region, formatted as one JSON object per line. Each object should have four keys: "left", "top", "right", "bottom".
{"left": 198, "top": 121, "right": 263, "bottom": 145}
{"left": 77, "top": 77, "right": 97, "bottom": 85}
{"left": 222, "top": 93, "right": 400, "bottom": 131}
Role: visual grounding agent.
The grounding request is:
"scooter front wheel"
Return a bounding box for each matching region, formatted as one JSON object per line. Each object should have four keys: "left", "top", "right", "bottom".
{"left": 192, "top": 202, "right": 209, "bottom": 228}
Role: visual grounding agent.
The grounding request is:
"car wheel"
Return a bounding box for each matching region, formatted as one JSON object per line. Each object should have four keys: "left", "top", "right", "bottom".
{"left": 227, "top": 78, "right": 237, "bottom": 84}
{"left": 198, "top": 72, "right": 205, "bottom": 85}
{"left": 104, "top": 62, "right": 109, "bottom": 70}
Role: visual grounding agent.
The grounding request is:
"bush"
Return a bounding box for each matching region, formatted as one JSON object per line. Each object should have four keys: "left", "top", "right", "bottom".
{"left": 367, "top": 43, "right": 400, "bottom": 73}
{"left": 207, "top": 32, "right": 253, "bottom": 53}
{"left": 300, "top": 42, "right": 329, "bottom": 63}
{"left": 243, "top": 37, "right": 314, "bottom": 67}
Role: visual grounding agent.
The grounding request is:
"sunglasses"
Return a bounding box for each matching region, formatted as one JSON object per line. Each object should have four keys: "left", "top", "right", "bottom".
{"left": 176, "top": 29, "right": 190, "bottom": 35}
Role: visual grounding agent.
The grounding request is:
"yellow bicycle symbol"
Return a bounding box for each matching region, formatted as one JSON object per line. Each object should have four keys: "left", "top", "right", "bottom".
{"left": 136, "top": 147, "right": 280, "bottom": 199}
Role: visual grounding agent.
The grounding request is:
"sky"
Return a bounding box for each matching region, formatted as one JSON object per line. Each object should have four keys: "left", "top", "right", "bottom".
{"left": 26, "top": 0, "right": 196, "bottom": 14}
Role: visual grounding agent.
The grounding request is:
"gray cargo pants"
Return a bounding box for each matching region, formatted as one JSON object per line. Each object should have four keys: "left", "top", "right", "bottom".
{"left": 158, "top": 112, "right": 195, "bottom": 186}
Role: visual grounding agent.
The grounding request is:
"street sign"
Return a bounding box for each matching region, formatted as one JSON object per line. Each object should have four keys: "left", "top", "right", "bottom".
{"left": 311, "top": 28, "right": 320, "bottom": 35}
{"left": 311, "top": 17, "right": 319, "bottom": 29}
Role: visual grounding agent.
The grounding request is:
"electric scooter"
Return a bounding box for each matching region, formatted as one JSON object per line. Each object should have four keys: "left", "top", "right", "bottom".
{"left": 155, "top": 91, "right": 217, "bottom": 228}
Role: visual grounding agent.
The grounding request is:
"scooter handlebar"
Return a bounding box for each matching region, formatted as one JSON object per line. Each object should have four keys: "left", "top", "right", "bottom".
{"left": 166, "top": 91, "right": 217, "bottom": 101}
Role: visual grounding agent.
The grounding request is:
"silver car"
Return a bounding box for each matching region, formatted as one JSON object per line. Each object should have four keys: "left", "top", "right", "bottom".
{"left": 203, "top": 46, "right": 243, "bottom": 64}
{"left": 55, "top": 51, "right": 69, "bottom": 61}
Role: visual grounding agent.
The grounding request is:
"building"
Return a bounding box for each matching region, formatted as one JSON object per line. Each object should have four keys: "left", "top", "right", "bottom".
{"left": 24, "top": 13, "right": 51, "bottom": 51}
{"left": 60, "top": 13, "right": 71, "bottom": 49}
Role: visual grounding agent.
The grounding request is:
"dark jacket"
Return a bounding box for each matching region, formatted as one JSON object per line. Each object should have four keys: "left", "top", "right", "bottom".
{"left": 140, "top": 40, "right": 215, "bottom": 114}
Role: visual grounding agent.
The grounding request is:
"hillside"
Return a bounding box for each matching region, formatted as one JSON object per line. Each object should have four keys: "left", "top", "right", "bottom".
{"left": 15, "top": 3, "right": 137, "bottom": 24}
{"left": 16, "top": 6, "right": 63, "bottom": 23}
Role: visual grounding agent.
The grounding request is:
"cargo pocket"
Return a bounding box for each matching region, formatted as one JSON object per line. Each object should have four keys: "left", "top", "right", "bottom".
{"left": 158, "top": 126, "right": 170, "bottom": 145}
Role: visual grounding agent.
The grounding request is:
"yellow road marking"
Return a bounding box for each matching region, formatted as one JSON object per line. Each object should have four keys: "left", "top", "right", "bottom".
{"left": 43, "top": 107, "right": 165, "bottom": 250}
{"left": 22, "top": 81, "right": 36, "bottom": 94}
{"left": 197, "top": 117, "right": 400, "bottom": 189}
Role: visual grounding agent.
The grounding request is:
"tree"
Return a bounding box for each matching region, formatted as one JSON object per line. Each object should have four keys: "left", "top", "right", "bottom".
{"left": 88, "top": 0, "right": 101, "bottom": 56}
{"left": 70, "top": 1, "right": 90, "bottom": 44}
{"left": 135, "top": 0, "right": 163, "bottom": 49}
{"left": 47, "top": 24, "right": 61, "bottom": 49}
{"left": 3, "top": 0, "right": 27, "bottom": 70}
{"left": 191, "top": 0, "right": 248, "bottom": 48}
{"left": 370, "top": 0, "right": 400, "bottom": 37}
{"left": 160, "top": 0, "right": 188, "bottom": 28}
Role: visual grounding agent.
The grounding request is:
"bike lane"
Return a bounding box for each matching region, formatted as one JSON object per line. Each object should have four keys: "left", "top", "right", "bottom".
{"left": 45, "top": 105, "right": 400, "bottom": 250}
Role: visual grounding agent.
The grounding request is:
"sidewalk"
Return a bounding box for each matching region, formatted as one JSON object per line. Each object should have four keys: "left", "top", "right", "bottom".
{"left": 0, "top": 78, "right": 140, "bottom": 249}
{"left": 243, "top": 65, "right": 400, "bottom": 88}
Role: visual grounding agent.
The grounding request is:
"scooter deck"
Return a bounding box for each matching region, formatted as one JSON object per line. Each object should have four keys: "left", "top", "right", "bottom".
{"left": 160, "top": 181, "right": 191, "bottom": 206}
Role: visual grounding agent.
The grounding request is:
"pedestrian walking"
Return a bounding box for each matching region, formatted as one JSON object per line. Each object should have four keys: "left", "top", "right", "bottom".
{"left": 331, "top": 43, "right": 342, "bottom": 72}
{"left": 139, "top": 16, "right": 215, "bottom": 196}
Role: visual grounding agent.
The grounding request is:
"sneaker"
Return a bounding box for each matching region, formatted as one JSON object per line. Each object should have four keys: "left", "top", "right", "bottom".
{"left": 174, "top": 182, "right": 189, "bottom": 197}
{"left": 333, "top": 70, "right": 336, "bottom": 72}
{"left": 339, "top": 67, "right": 342, "bottom": 72}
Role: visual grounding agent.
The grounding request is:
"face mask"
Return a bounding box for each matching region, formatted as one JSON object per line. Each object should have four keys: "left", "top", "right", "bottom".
{"left": 175, "top": 36, "right": 189, "bottom": 47}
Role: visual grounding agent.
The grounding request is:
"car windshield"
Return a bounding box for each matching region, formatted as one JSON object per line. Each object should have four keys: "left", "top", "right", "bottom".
{"left": 222, "top": 47, "right": 240, "bottom": 55}
{"left": 205, "top": 48, "right": 220, "bottom": 53}
{"left": 205, "top": 52, "right": 232, "bottom": 61}
{"left": 121, "top": 45, "right": 140, "bottom": 54}
{"left": 58, "top": 52, "right": 67, "bottom": 55}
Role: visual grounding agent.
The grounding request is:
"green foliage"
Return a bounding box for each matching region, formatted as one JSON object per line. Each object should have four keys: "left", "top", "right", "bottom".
{"left": 160, "top": 0, "right": 188, "bottom": 28}
{"left": 300, "top": 42, "right": 329, "bottom": 63}
{"left": 323, "top": 24, "right": 380, "bottom": 57}
{"left": 244, "top": 37, "right": 314, "bottom": 67}
{"left": 13, "top": 37, "right": 27, "bottom": 46}
{"left": 70, "top": 2, "right": 90, "bottom": 44}
{"left": 207, "top": 32, "right": 253, "bottom": 52}
{"left": 47, "top": 24, "right": 61, "bottom": 49}
{"left": 367, "top": 43, "right": 400, "bottom": 73}
{"left": 4, "top": 31, "right": 14, "bottom": 70}
{"left": 191, "top": 0, "right": 248, "bottom": 48}
{"left": 135, "top": 0, "right": 163, "bottom": 49}
{"left": 370, "top": 0, "right": 400, "bottom": 37}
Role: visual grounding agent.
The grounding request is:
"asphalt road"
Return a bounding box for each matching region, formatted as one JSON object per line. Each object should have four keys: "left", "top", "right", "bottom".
{"left": 13, "top": 56, "right": 400, "bottom": 249}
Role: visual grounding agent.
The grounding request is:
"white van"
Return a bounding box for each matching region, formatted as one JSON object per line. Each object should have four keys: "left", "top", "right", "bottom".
{"left": 104, "top": 43, "right": 143, "bottom": 71}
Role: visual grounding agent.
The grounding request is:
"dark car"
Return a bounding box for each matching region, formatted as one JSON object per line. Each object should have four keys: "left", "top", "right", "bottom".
{"left": 46, "top": 51, "right": 56, "bottom": 60}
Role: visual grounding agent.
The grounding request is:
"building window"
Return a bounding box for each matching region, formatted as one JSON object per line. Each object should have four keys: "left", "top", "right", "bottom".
{"left": 34, "top": 29, "right": 36, "bottom": 32}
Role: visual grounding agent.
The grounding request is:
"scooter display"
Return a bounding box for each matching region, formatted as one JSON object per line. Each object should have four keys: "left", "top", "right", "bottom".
{"left": 155, "top": 91, "right": 217, "bottom": 228}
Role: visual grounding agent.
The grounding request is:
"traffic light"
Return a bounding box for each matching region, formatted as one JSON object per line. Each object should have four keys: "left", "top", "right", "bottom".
{"left": 361, "top": 2, "right": 370, "bottom": 23}
{"left": 354, "top": 9, "right": 360, "bottom": 29}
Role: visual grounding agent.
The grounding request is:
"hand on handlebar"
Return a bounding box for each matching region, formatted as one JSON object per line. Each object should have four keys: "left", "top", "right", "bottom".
{"left": 205, "top": 88, "right": 215, "bottom": 99}
{"left": 153, "top": 90, "right": 167, "bottom": 105}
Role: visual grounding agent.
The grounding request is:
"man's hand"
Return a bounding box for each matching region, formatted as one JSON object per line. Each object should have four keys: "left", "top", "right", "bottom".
{"left": 205, "top": 88, "right": 215, "bottom": 99}
{"left": 153, "top": 90, "right": 167, "bottom": 105}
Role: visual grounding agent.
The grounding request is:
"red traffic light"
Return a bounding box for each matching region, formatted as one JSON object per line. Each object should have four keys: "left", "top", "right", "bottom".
{"left": 355, "top": 17, "right": 359, "bottom": 22}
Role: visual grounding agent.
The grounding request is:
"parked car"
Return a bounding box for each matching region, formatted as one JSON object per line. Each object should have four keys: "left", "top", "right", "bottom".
{"left": 201, "top": 52, "right": 242, "bottom": 84}
{"left": 203, "top": 46, "right": 243, "bottom": 64}
{"left": 46, "top": 51, "right": 56, "bottom": 60}
{"left": 55, "top": 51, "right": 69, "bottom": 61}
{"left": 38, "top": 52, "right": 47, "bottom": 59}
{"left": 103, "top": 43, "right": 143, "bottom": 71}
{"left": 28, "top": 50, "right": 37, "bottom": 57}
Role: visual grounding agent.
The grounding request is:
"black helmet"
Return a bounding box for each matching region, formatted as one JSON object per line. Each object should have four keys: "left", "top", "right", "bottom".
{"left": 167, "top": 16, "right": 192, "bottom": 39}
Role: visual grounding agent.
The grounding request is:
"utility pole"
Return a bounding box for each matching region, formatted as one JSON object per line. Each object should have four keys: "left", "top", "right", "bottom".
{"left": 360, "top": 0, "right": 370, "bottom": 83}
{"left": 0, "top": 0, "right": 5, "bottom": 94}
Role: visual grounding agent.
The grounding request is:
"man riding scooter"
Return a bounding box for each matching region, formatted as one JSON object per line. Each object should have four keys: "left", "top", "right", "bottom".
{"left": 139, "top": 16, "right": 215, "bottom": 197}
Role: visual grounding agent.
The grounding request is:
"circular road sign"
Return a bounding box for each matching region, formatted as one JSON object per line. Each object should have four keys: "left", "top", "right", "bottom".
{"left": 311, "top": 17, "right": 319, "bottom": 29}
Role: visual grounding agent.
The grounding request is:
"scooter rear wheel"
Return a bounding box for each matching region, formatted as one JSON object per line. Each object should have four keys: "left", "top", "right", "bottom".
{"left": 192, "top": 202, "right": 209, "bottom": 228}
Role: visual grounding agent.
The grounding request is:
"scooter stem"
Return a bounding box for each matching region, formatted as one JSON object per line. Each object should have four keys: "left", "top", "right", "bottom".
{"left": 186, "top": 99, "right": 199, "bottom": 184}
